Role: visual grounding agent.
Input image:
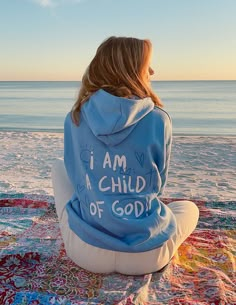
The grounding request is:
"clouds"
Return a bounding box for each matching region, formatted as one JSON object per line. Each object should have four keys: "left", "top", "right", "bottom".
{"left": 33, "top": 0, "right": 54, "bottom": 7}
{"left": 31, "top": 0, "right": 83, "bottom": 7}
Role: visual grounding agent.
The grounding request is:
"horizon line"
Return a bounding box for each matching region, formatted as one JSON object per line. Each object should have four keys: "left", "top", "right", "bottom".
{"left": 0, "top": 79, "right": 235, "bottom": 82}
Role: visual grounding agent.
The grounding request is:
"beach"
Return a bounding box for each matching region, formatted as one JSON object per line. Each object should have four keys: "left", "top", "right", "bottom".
{"left": 1, "top": 80, "right": 235, "bottom": 202}
{"left": 1, "top": 84, "right": 236, "bottom": 304}
{"left": 1, "top": 131, "right": 235, "bottom": 202}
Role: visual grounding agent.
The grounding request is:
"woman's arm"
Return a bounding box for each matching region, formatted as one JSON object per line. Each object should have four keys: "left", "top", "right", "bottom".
{"left": 158, "top": 113, "right": 172, "bottom": 196}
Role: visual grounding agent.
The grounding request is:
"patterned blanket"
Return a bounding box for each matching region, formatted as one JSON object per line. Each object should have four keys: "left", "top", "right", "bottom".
{"left": 0, "top": 193, "right": 235, "bottom": 305}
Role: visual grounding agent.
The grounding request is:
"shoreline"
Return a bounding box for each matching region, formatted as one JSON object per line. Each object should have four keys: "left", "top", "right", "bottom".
{"left": 0, "top": 129, "right": 236, "bottom": 138}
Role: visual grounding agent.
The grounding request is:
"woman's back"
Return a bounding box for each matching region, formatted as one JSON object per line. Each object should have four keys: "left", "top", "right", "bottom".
{"left": 64, "top": 89, "right": 177, "bottom": 252}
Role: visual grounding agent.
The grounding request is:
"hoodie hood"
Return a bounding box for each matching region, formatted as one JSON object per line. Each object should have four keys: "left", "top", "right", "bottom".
{"left": 81, "top": 89, "right": 154, "bottom": 146}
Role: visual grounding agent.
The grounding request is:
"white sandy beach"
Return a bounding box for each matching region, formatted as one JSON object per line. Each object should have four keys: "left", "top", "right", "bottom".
{"left": 0, "top": 131, "right": 235, "bottom": 201}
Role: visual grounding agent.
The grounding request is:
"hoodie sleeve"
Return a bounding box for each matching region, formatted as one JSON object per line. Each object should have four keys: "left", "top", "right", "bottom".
{"left": 64, "top": 112, "right": 76, "bottom": 190}
{"left": 158, "top": 113, "right": 172, "bottom": 196}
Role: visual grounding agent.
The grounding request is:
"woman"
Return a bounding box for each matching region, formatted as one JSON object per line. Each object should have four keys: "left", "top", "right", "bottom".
{"left": 52, "top": 36, "right": 199, "bottom": 275}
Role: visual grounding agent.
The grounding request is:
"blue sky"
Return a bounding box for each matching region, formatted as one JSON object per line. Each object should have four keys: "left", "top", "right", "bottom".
{"left": 0, "top": 0, "right": 236, "bottom": 80}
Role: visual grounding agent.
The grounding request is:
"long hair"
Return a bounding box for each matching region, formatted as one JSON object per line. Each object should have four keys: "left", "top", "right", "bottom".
{"left": 72, "top": 36, "right": 163, "bottom": 124}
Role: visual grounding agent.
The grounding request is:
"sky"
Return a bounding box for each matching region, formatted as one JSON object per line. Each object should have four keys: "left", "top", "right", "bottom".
{"left": 0, "top": 0, "right": 236, "bottom": 81}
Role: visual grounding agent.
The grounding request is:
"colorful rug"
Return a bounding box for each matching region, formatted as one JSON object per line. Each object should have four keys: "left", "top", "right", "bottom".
{"left": 0, "top": 193, "right": 235, "bottom": 305}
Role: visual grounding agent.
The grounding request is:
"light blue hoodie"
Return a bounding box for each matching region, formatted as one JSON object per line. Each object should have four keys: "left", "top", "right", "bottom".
{"left": 65, "top": 89, "right": 177, "bottom": 252}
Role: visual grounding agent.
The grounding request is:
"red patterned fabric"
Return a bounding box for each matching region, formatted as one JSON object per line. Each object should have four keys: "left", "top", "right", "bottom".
{"left": 0, "top": 194, "right": 235, "bottom": 304}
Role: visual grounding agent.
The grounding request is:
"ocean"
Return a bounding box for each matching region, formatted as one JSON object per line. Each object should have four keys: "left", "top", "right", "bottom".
{"left": 0, "top": 80, "right": 236, "bottom": 135}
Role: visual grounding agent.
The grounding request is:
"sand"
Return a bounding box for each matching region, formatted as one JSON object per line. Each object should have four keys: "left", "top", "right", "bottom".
{"left": 0, "top": 131, "right": 235, "bottom": 201}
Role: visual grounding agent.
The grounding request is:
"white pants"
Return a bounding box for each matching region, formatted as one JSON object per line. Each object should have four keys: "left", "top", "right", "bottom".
{"left": 52, "top": 159, "right": 199, "bottom": 275}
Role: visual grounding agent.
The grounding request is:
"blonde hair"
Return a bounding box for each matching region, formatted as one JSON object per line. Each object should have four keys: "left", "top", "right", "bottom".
{"left": 72, "top": 36, "right": 163, "bottom": 124}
